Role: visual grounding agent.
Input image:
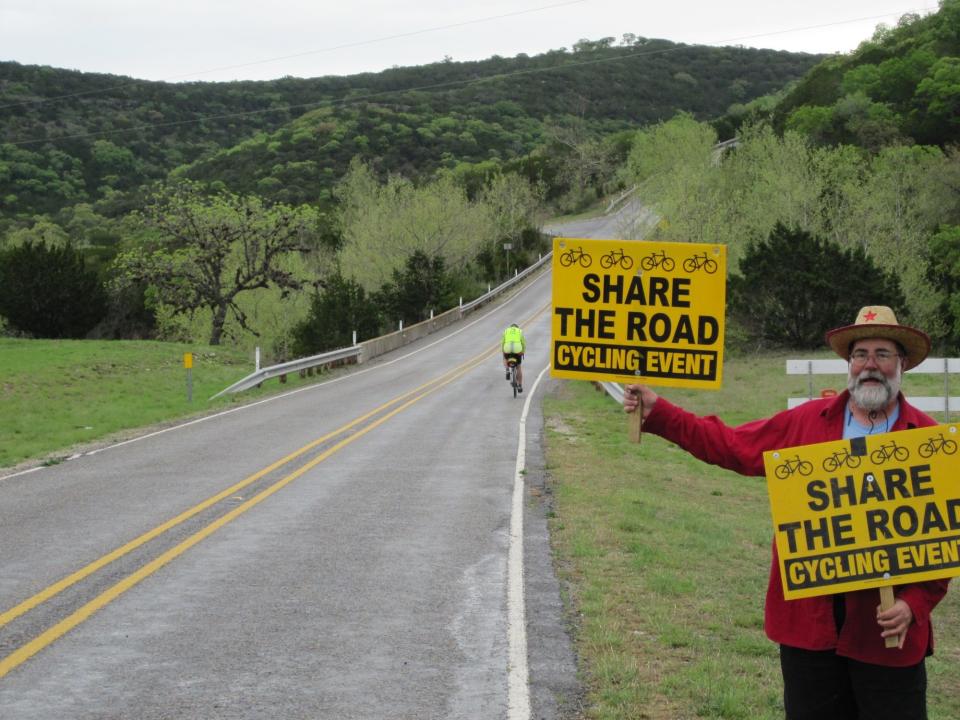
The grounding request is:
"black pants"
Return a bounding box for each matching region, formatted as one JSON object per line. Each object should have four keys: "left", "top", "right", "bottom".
{"left": 780, "top": 645, "right": 927, "bottom": 720}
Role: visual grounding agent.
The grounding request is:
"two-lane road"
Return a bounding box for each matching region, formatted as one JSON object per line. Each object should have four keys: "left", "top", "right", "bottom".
{"left": 0, "top": 268, "right": 579, "bottom": 719}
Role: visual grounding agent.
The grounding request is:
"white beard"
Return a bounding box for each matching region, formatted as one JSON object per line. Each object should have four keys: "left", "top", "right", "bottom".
{"left": 848, "top": 368, "right": 901, "bottom": 412}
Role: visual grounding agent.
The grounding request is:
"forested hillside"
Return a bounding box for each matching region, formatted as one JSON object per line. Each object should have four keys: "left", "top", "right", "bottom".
{"left": 1, "top": 38, "right": 821, "bottom": 221}
{"left": 8, "top": 1, "right": 958, "bottom": 360}
{"left": 627, "top": 1, "right": 960, "bottom": 352}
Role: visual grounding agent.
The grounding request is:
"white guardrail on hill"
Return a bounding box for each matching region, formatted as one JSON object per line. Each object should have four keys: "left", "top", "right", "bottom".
{"left": 211, "top": 252, "right": 552, "bottom": 399}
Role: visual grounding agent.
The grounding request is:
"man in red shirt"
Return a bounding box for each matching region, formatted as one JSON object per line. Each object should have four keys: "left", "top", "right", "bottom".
{"left": 624, "top": 306, "right": 949, "bottom": 720}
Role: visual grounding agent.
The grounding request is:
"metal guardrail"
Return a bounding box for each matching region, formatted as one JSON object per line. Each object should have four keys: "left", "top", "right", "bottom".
{"left": 211, "top": 345, "right": 361, "bottom": 398}
{"left": 212, "top": 251, "right": 553, "bottom": 398}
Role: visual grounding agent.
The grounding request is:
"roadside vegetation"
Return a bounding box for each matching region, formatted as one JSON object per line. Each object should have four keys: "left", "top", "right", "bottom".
{"left": 542, "top": 361, "right": 960, "bottom": 719}
{"left": 0, "top": 338, "right": 325, "bottom": 471}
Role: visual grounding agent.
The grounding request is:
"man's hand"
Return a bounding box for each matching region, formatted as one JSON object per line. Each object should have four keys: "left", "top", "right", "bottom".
{"left": 877, "top": 597, "right": 913, "bottom": 649}
{"left": 623, "top": 384, "right": 659, "bottom": 421}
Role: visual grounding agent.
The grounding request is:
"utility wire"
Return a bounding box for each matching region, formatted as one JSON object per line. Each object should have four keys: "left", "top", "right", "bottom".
{"left": 0, "top": 0, "right": 588, "bottom": 111}
{"left": 3, "top": 5, "right": 937, "bottom": 147}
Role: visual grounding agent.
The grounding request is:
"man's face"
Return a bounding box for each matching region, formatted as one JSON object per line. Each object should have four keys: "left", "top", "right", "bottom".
{"left": 846, "top": 339, "right": 904, "bottom": 412}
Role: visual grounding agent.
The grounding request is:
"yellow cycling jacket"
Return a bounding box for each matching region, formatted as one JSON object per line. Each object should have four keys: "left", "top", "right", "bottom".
{"left": 501, "top": 325, "right": 525, "bottom": 355}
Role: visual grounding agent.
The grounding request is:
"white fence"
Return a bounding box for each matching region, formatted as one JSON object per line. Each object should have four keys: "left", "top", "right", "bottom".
{"left": 786, "top": 357, "right": 960, "bottom": 418}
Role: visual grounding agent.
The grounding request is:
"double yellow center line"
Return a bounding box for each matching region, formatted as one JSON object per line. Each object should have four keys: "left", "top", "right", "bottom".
{"left": 0, "top": 342, "right": 501, "bottom": 678}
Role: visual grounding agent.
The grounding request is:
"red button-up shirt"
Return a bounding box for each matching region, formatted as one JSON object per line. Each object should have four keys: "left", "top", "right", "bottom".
{"left": 643, "top": 389, "right": 949, "bottom": 666}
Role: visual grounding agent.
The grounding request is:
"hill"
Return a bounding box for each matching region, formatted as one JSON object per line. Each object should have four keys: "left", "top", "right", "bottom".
{"left": 1, "top": 38, "right": 824, "bottom": 222}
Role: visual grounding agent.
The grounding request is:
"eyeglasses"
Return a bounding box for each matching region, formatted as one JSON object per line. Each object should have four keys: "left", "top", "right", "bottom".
{"left": 849, "top": 349, "right": 902, "bottom": 367}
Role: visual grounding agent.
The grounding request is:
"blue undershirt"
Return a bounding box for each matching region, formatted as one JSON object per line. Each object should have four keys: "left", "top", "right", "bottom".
{"left": 843, "top": 403, "right": 900, "bottom": 438}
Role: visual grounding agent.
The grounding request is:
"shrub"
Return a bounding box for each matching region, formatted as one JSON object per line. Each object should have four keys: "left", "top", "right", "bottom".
{"left": 0, "top": 241, "right": 107, "bottom": 338}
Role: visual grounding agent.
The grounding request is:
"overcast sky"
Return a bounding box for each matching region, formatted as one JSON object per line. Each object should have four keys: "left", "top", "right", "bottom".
{"left": 1, "top": 1, "right": 940, "bottom": 83}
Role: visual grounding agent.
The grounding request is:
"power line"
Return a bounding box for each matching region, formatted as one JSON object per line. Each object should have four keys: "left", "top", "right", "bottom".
{"left": 3, "top": 5, "right": 938, "bottom": 148}
{"left": 0, "top": 0, "right": 588, "bottom": 112}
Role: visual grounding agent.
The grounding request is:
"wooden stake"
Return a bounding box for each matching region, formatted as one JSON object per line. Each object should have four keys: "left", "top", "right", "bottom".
{"left": 628, "top": 389, "right": 643, "bottom": 443}
{"left": 879, "top": 586, "right": 900, "bottom": 649}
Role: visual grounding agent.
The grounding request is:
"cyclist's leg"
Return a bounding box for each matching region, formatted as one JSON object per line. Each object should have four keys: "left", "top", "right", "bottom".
{"left": 516, "top": 356, "right": 523, "bottom": 388}
{"left": 503, "top": 353, "right": 511, "bottom": 379}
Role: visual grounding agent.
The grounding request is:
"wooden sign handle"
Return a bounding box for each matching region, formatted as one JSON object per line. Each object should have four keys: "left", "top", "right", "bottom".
{"left": 628, "top": 390, "right": 643, "bottom": 443}
{"left": 879, "top": 586, "right": 900, "bottom": 649}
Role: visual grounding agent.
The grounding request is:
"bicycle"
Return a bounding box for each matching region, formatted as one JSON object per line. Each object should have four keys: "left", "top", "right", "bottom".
{"left": 600, "top": 248, "right": 634, "bottom": 270}
{"left": 918, "top": 431, "right": 959, "bottom": 458}
{"left": 870, "top": 440, "right": 910, "bottom": 464}
{"left": 682, "top": 252, "right": 718, "bottom": 274}
{"left": 559, "top": 246, "right": 592, "bottom": 268}
{"left": 774, "top": 454, "right": 814, "bottom": 480}
{"left": 639, "top": 250, "right": 675, "bottom": 272}
{"left": 506, "top": 358, "right": 520, "bottom": 398}
{"left": 822, "top": 448, "right": 863, "bottom": 473}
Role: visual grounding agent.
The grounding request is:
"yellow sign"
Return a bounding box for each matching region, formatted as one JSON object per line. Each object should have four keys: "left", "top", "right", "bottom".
{"left": 764, "top": 425, "right": 960, "bottom": 600}
{"left": 183, "top": 352, "right": 193, "bottom": 369}
{"left": 551, "top": 237, "right": 726, "bottom": 389}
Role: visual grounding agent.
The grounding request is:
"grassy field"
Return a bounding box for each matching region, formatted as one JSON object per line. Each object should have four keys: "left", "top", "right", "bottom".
{"left": 541, "top": 353, "right": 960, "bottom": 719}
{"left": 0, "top": 338, "right": 323, "bottom": 471}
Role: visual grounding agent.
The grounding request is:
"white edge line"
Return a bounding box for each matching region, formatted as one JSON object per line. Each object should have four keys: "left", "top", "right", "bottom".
{"left": 508, "top": 363, "right": 549, "bottom": 719}
{"left": 0, "top": 271, "right": 551, "bottom": 483}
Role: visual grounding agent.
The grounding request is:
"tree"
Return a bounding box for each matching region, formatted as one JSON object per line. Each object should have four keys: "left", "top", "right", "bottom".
{"left": 291, "top": 272, "right": 382, "bottom": 356}
{"left": 0, "top": 241, "right": 107, "bottom": 338}
{"left": 926, "top": 224, "right": 960, "bottom": 351}
{"left": 114, "top": 182, "right": 326, "bottom": 345}
{"left": 728, "top": 223, "right": 904, "bottom": 349}
{"left": 335, "top": 160, "right": 495, "bottom": 292}
{"left": 375, "top": 250, "right": 457, "bottom": 326}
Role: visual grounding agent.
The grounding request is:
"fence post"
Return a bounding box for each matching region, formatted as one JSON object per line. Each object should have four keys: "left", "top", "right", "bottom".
{"left": 945, "top": 358, "right": 951, "bottom": 422}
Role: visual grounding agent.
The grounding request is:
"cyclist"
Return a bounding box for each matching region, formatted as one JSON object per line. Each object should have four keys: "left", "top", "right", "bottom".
{"left": 501, "top": 323, "right": 525, "bottom": 393}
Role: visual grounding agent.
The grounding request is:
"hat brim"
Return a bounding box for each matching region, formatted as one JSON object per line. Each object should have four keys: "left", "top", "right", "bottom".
{"left": 826, "top": 324, "right": 931, "bottom": 371}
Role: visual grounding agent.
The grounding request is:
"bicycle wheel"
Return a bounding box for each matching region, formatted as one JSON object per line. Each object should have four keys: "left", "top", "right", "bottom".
{"left": 511, "top": 367, "right": 518, "bottom": 398}
{"left": 579, "top": 254, "right": 592, "bottom": 268}
{"left": 894, "top": 446, "right": 910, "bottom": 462}
{"left": 704, "top": 259, "right": 718, "bottom": 274}
{"left": 944, "top": 439, "right": 958, "bottom": 455}
{"left": 560, "top": 251, "right": 574, "bottom": 267}
{"left": 919, "top": 442, "right": 935, "bottom": 459}
{"left": 601, "top": 254, "right": 614, "bottom": 269}
{"left": 662, "top": 258, "right": 675, "bottom": 271}
{"left": 620, "top": 256, "right": 634, "bottom": 270}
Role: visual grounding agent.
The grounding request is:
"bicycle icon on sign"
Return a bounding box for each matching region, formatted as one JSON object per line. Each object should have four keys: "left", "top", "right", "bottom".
{"left": 918, "top": 431, "right": 958, "bottom": 458}
{"left": 775, "top": 454, "right": 814, "bottom": 480}
{"left": 560, "top": 246, "right": 593, "bottom": 268}
{"left": 600, "top": 248, "right": 634, "bottom": 270}
{"left": 870, "top": 440, "right": 910, "bottom": 464}
{"left": 682, "top": 252, "right": 718, "bottom": 274}
{"left": 640, "top": 250, "right": 675, "bottom": 272}
{"left": 822, "top": 448, "right": 863, "bottom": 473}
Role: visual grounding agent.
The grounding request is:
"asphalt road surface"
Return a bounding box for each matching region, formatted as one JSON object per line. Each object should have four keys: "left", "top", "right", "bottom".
{"left": 0, "top": 206, "right": 642, "bottom": 719}
{"left": 0, "top": 268, "right": 585, "bottom": 720}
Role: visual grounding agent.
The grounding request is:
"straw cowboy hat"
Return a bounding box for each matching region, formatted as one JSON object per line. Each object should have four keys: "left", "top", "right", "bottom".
{"left": 825, "top": 306, "right": 931, "bottom": 371}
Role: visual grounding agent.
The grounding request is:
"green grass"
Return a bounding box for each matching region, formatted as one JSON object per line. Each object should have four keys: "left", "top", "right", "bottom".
{"left": 542, "top": 354, "right": 960, "bottom": 720}
{"left": 0, "top": 338, "right": 326, "bottom": 470}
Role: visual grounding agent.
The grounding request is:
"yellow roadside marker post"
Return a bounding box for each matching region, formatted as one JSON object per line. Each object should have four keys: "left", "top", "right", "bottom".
{"left": 184, "top": 352, "right": 193, "bottom": 402}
